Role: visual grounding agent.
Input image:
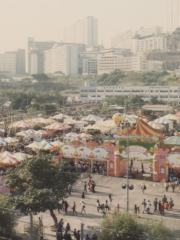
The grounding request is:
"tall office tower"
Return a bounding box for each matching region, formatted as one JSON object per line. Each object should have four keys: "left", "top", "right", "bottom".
{"left": 28, "top": 37, "right": 57, "bottom": 74}
{"left": 64, "top": 16, "right": 98, "bottom": 47}
{"left": 0, "top": 49, "right": 25, "bottom": 75}
{"left": 167, "top": 0, "right": 180, "bottom": 33}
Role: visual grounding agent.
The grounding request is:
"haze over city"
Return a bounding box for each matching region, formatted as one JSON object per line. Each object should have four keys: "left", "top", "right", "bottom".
{"left": 0, "top": 0, "right": 167, "bottom": 53}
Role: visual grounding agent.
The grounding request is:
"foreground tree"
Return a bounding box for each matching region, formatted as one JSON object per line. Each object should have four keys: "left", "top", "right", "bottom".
{"left": 5, "top": 155, "right": 79, "bottom": 225}
{"left": 96, "top": 212, "right": 175, "bottom": 240}
{"left": 0, "top": 195, "right": 21, "bottom": 239}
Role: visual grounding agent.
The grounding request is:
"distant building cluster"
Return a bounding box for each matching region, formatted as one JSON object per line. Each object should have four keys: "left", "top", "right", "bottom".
{"left": 2, "top": 0, "right": 180, "bottom": 77}
{"left": 28, "top": 18, "right": 167, "bottom": 76}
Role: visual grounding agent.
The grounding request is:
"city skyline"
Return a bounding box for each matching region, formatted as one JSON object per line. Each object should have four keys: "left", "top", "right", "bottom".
{"left": 0, "top": 0, "right": 168, "bottom": 54}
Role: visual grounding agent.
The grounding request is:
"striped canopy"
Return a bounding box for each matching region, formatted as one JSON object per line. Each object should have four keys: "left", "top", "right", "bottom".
{"left": 0, "top": 138, "right": 7, "bottom": 146}
{"left": 81, "top": 115, "right": 103, "bottom": 122}
{"left": 35, "top": 130, "right": 47, "bottom": 135}
{"left": 39, "top": 140, "right": 54, "bottom": 150}
{"left": 117, "top": 120, "right": 164, "bottom": 137}
{"left": 153, "top": 117, "right": 172, "bottom": 124}
{"left": 9, "top": 120, "right": 35, "bottom": 129}
{"left": 16, "top": 131, "right": 31, "bottom": 137}
{"left": 148, "top": 121, "right": 164, "bottom": 130}
{"left": 0, "top": 155, "right": 18, "bottom": 165}
{"left": 77, "top": 133, "right": 91, "bottom": 138}
{"left": 0, "top": 151, "right": 14, "bottom": 158}
{"left": 45, "top": 122, "right": 71, "bottom": 130}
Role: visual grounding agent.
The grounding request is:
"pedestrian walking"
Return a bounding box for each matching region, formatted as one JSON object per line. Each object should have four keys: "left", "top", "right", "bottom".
{"left": 141, "top": 183, "right": 146, "bottom": 195}
{"left": 72, "top": 202, "right": 77, "bottom": 215}
{"left": 105, "top": 200, "right": 109, "bottom": 212}
{"left": 97, "top": 200, "right": 100, "bottom": 212}
{"left": 84, "top": 182, "right": 87, "bottom": 193}
{"left": 73, "top": 229, "right": 77, "bottom": 240}
{"left": 109, "top": 194, "right": 112, "bottom": 206}
{"left": 142, "top": 199, "right": 147, "bottom": 214}
{"left": 81, "top": 201, "right": 86, "bottom": 214}
{"left": 164, "top": 201, "right": 169, "bottom": 210}
{"left": 81, "top": 191, "right": 85, "bottom": 199}
{"left": 64, "top": 201, "right": 68, "bottom": 215}
{"left": 66, "top": 223, "right": 71, "bottom": 234}
{"left": 137, "top": 207, "right": 140, "bottom": 218}
{"left": 116, "top": 204, "right": 120, "bottom": 213}
{"left": 153, "top": 198, "right": 158, "bottom": 212}
{"left": 166, "top": 183, "right": 169, "bottom": 192}
{"left": 134, "top": 204, "right": 137, "bottom": 216}
{"left": 169, "top": 198, "right": 174, "bottom": 210}
{"left": 57, "top": 220, "right": 63, "bottom": 235}
{"left": 161, "top": 204, "right": 165, "bottom": 215}
{"left": 68, "top": 184, "right": 72, "bottom": 195}
{"left": 76, "top": 230, "right": 80, "bottom": 240}
{"left": 162, "top": 195, "right": 167, "bottom": 204}
{"left": 172, "top": 182, "right": 175, "bottom": 192}
{"left": 146, "top": 200, "right": 151, "bottom": 214}
{"left": 158, "top": 201, "right": 162, "bottom": 215}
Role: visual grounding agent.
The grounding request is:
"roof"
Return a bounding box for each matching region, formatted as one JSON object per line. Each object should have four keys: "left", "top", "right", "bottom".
{"left": 142, "top": 105, "right": 172, "bottom": 111}
{"left": 117, "top": 119, "right": 164, "bottom": 137}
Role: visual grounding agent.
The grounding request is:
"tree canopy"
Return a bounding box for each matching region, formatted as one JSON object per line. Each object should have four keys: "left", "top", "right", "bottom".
{"left": 96, "top": 212, "right": 175, "bottom": 240}
{"left": 5, "top": 155, "right": 79, "bottom": 225}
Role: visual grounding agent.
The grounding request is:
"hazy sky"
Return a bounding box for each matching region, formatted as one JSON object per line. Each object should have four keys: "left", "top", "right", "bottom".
{"left": 0, "top": 0, "right": 167, "bottom": 53}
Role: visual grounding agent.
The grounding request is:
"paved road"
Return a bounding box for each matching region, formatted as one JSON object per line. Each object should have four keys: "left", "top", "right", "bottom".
{"left": 16, "top": 174, "right": 180, "bottom": 239}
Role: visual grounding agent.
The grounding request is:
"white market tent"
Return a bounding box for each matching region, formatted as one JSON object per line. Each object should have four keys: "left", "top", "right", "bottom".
{"left": 51, "top": 113, "right": 69, "bottom": 120}
{"left": 163, "top": 114, "right": 180, "bottom": 124}
{"left": 81, "top": 115, "right": 103, "bottom": 122}
{"left": 63, "top": 132, "right": 78, "bottom": 143}
{"left": 44, "top": 122, "right": 71, "bottom": 130}
{"left": 153, "top": 117, "right": 173, "bottom": 130}
{"left": 4, "top": 137, "right": 19, "bottom": 143}
{"left": 148, "top": 121, "right": 164, "bottom": 130}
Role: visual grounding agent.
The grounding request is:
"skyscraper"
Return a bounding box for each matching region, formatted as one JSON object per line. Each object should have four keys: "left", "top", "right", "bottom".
{"left": 64, "top": 16, "right": 98, "bottom": 47}
{"left": 167, "top": 0, "right": 180, "bottom": 33}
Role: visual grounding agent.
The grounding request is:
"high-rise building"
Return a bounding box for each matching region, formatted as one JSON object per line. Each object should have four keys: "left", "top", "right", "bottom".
{"left": 167, "top": 0, "right": 180, "bottom": 33}
{"left": 64, "top": 16, "right": 98, "bottom": 47}
{"left": 44, "top": 43, "right": 85, "bottom": 75}
{"left": 0, "top": 49, "right": 25, "bottom": 75}
{"left": 28, "top": 37, "right": 57, "bottom": 74}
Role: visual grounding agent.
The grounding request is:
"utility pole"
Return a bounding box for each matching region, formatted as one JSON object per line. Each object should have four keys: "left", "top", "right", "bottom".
{"left": 63, "top": 97, "right": 65, "bottom": 136}
{"left": 30, "top": 213, "right": 33, "bottom": 240}
{"left": 125, "top": 98, "right": 129, "bottom": 212}
{"left": 81, "top": 223, "right": 84, "bottom": 240}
